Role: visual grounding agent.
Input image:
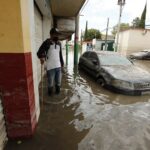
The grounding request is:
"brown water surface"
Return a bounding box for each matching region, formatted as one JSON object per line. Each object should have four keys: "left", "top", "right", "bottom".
{"left": 5, "top": 51, "right": 150, "bottom": 150}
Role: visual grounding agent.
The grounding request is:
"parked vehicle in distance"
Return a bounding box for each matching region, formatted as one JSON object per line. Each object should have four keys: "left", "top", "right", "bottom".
{"left": 78, "top": 51, "right": 150, "bottom": 95}
{"left": 129, "top": 49, "right": 150, "bottom": 60}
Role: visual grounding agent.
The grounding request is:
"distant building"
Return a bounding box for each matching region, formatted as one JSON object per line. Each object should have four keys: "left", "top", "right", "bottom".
{"left": 92, "top": 39, "right": 114, "bottom": 51}
{"left": 117, "top": 28, "right": 150, "bottom": 56}
{"left": 101, "top": 35, "right": 115, "bottom": 40}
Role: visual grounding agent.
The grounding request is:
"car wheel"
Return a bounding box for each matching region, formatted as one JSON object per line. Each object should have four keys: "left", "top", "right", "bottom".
{"left": 97, "top": 78, "right": 106, "bottom": 87}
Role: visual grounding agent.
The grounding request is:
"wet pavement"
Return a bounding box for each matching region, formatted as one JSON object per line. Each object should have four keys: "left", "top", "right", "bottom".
{"left": 5, "top": 50, "right": 150, "bottom": 150}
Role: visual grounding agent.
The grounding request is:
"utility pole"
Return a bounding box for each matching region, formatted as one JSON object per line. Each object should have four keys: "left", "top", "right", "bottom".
{"left": 115, "top": 0, "right": 125, "bottom": 52}
{"left": 105, "top": 18, "right": 109, "bottom": 51}
{"left": 74, "top": 14, "right": 79, "bottom": 65}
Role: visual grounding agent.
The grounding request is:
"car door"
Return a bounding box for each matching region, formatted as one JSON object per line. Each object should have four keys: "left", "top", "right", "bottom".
{"left": 87, "top": 52, "right": 100, "bottom": 77}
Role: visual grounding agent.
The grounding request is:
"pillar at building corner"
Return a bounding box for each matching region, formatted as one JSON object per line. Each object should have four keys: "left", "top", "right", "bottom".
{"left": 0, "top": 0, "right": 37, "bottom": 138}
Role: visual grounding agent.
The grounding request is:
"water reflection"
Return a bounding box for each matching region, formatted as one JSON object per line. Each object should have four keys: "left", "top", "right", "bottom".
{"left": 78, "top": 102, "right": 150, "bottom": 150}
{"left": 64, "top": 50, "right": 150, "bottom": 150}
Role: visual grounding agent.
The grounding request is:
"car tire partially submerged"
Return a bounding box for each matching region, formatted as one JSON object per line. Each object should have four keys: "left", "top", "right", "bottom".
{"left": 97, "top": 78, "right": 106, "bottom": 87}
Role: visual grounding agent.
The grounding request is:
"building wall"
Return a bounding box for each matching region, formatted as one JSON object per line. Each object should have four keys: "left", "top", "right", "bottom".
{"left": 82, "top": 43, "right": 87, "bottom": 53}
{"left": 32, "top": 4, "right": 52, "bottom": 122}
{"left": 28, "top": 0, "right": 53, "bottom": 124}
{"left": 34, "top": 2, "right": 53, "bottom": 84}
{"left": 0, "top": 0, "right": 23, "bottom": 53}
{"left": 95, "top": 41, "right": 103, "bottom": 50}
{"left": 127, "top": 29, "right": 150, "bottom": 54}
{"left": 0, "top": 0, "right": 36, "bottom": 138}
{"left": 118, "top": 30, "right": 130, "bottom": 55}
{"left": 119, "top": 29, "right": 150, "bottom": 56}
{"left": 43, "top": 16, "right": 52, "bottom": 39}
{"left": 92, "top": 39, "right": 114, "bottom": 51}
{"left": 0, "top": 0, "right": 53, "bottom": 138}
{"left": 29, "top": 1, "right": 41, "bottom": 124}
{"left": 27, "top": 0, "right": 53, "bottom": 125}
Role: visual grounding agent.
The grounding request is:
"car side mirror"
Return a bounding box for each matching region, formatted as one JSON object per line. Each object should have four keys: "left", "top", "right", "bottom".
{"left": 92, "top": 59, "right": 98, "bottom": 65}
{"left": 129, "top": 59, "right": 134, "bottom": 64}
{"left": 131, "top": 60, "right": 134, "bottom": 64}
{"left": 128, "top": 57, "right": 134, "bottom": 64}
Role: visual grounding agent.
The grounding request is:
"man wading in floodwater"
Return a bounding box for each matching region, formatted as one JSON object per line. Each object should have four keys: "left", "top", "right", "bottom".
{"left": 37, "top": 28, "right": 64, "bottom": 96}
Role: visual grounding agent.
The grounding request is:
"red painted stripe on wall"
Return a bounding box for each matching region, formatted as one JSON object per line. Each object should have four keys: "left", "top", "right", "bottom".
{"left": 0, "top": 52, "right": 37, "bottom": 138}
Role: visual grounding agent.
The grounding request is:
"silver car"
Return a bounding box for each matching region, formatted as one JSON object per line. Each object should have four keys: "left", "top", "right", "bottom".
{"left": 130, "top": 49, "right": 150, "bottom": 60}
{"left": 78, "top": 51, "right": 150, "bottom": 95}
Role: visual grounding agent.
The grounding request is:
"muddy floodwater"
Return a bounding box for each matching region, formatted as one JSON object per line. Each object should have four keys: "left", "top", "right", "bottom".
{"left": 5, "top": 50, "right": 150, "bottom": 150}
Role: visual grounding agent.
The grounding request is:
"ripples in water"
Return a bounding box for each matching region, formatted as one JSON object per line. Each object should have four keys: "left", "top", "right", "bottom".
{"left": 64, "top": 51, "right": 150, "bottom": 150}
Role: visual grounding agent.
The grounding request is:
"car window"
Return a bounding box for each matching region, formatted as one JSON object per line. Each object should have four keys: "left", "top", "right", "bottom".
{"left": 98, "top": 55, "right": 132, "bottom": 66}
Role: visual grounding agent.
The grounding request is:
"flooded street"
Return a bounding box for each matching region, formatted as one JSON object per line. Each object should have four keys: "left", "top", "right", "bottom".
{"left": 5, "top": 50, "right": 150, "bottom": 150}
{"left": 64, "top": 50, "right": 150, "bottom": 150}
{"left": 2, "top": 0, "right": 150, "bottom": 149}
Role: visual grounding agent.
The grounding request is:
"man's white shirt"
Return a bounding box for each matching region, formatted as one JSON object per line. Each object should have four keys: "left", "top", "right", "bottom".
{"left": 46, "top": 42, "right": 61, "bottom": 70}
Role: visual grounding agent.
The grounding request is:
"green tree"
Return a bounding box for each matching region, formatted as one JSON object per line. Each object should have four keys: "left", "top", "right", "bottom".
{"left": 139, "top": 3, "right": 147, "bottom": 29}
{"left": 111, "top": 23, "right": 130, "bottom": 36}
{"left": 84, "top": 21, "right": 88, "bottom": 40}
{"left": 131, "top": 17, "right": 141, "bottom": 28}
{"left": 84, "top": 29, "right": 101, "bottom": 41}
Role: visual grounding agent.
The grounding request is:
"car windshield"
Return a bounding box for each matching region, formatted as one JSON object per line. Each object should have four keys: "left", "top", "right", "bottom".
{"left": 98, "top": 55, "right": 132, "bottom": 66}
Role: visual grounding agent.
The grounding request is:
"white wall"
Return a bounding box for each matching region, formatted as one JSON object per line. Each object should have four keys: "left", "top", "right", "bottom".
{"left": 95, "top": 41, "right": 103, "bottom": 51}
{"left": 43, "top": 16, "right": 52, "bottom": 40}
{"left": 119, "top": 29, "right": 150, "bottom": 56}
{"left": 29, "top": 0, "right": 40, "bottom": 122}
{"left": 29, "top": 0, "right": 53, "bottom": 122}
{"left": 82, "top": 43, "right": 87, "bottom": 53}
{"left": 128, "top": 30, "right": 150, "bottom": 54}
{"left": 118, "top": 30, "right": 130, "bottom": 55}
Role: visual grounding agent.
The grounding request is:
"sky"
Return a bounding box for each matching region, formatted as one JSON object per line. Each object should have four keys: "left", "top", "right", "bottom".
{"left": 79, "top": 0, "right": 150, "bottom": 35}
